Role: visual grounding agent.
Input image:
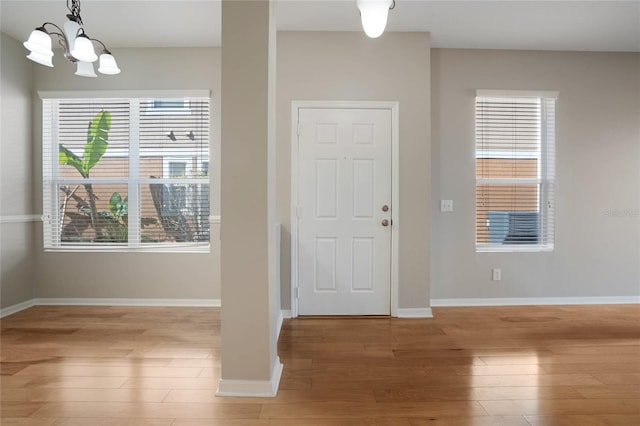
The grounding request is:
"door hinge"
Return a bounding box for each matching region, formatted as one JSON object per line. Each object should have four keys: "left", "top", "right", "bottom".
{"left": 297, "top": 124, "right": 302, "bottom": 136}
{"left": 295, "top": 205, "right": 301, "bottom": 218}
{"left": 294, "top": 287, "right": 299, "bottom": 299}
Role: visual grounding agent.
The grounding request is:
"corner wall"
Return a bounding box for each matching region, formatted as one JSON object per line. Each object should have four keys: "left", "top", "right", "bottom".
{"left": 277, "top": 32, "right": 432, "bottom": 311}
{"left": 31, "top": 47, "right": 222, "bottom": 301}
{"left": 1, "top": 33, "right": 36, "bottom": 310}
{"left": 431, "top": 49, "right": 640, "bottom": 302}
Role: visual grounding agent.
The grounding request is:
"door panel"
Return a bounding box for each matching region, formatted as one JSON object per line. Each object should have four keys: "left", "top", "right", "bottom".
{"left": 297, "top": 108, "right": 392, "bottom": 315}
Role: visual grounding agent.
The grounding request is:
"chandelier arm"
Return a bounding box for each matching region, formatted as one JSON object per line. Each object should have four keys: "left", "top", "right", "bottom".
{"left": 41, "top": 22, "right": 66, "bottom": 38}
{"left": 89, "top": 38, "right": 110, "bottom": 54}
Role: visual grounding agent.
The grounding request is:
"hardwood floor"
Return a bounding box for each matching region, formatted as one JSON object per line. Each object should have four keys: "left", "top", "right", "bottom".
{"left": 1, "top": 304, "right": 639, "bottom": 425}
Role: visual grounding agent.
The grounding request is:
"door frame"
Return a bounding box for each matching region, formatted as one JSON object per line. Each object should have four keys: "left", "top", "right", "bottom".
{"left": 290, "top": 101, "right": 400, "bottom": 318}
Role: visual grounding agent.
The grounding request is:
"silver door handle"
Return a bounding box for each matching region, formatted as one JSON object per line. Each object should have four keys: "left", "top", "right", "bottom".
{"left": 382, "top": 219, "right": 389, "bottom": 227}
{"left": 382, "top": 205, "right": 389, "bottom": 212}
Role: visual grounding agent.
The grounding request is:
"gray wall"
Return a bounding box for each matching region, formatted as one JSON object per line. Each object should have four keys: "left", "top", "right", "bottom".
{"left": 0, "top": 33, "right": 36, "bottom": 309}
{"left": 431, "top": 49, "right": 640, "bottom": 300}
{"left": 3, "top": 34, "right": 638, "bottom": 310}
{"left": 277, "top": 32, "right": 432, "bottom": 310}
{"left": 31, "top": 47, "right": 222, "bottom": 300}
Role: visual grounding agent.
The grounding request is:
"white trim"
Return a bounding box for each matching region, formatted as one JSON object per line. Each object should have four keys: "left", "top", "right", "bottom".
{"left": 397, "top": 307, "right": 433, "bottom": 318}
{"left": 276, "top": 310, "right": 284, "bottom": 339}
{"left": 290, "top": 101, "right": 400, "bottom": 318}
{"left": 290, "top": 103, "right": 300, "bottom": 317}
{"left": 390, "top": 103, "right": 400, "bottom": 318}
{"left": 431, "top": 296, "right": 640, "bottom": 307}
{"left": 476, "top": 178, "right": 541, "bottom": 185}
{"left": 476, "top": 89, "right": 559, "bottom": 99}
{"left": 33, "top": 298, "right": 221, "bottom": 307}
{"left": 0, "top": 299, "right": 36, "bottom": 318}
{"left": 43, "top": 244, "right": 210, "bottom": 254}
{"left": 209, "top": 215, "right": 221, "bottom": 224}
{"left": 277, "top": 310, "right": 293, "bottom": 340}
{"left": 216, "top": 357, "right": 283, "bottom": 398}
{"left": 38, "top": 90, "right": 212, "bottom": 99}
{"left": 476, "top": 244, "right": 554, "bottom": 253}
{"left": 1, "top": 298, "right": 222, "bottom": 318}
{"left": 0, "top": 214, "right": 41, "bottom": 224}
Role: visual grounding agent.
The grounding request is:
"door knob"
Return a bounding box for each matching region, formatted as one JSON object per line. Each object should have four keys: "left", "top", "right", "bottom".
{"left": 382, "top": 219, "right": 389, "bottom": 227}
{"left": 382, "top": 205, "right": 389, "bottom": 212}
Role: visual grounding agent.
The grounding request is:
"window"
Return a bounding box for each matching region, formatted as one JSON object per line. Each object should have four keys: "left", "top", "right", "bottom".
{"left": 41, "top": 92, "right": 211, "bottom": 251}
{"left": 475, "top": 90, "right": 557, "bottom": 252}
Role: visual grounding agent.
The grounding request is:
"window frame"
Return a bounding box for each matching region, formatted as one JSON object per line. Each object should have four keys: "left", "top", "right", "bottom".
{"left": 475, "top": 89, "right": 557, "bottom": 253}
{"left": 39, "top": 90, "right": 212, "bottom": 253}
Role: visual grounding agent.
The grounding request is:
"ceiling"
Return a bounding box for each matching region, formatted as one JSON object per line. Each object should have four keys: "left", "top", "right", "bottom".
{"left": 1, "top": 1, "right": 639, "bottom": 52}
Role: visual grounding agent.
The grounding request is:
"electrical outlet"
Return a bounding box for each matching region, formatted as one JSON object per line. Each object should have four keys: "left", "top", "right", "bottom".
{"left": 440, "top": 200, "right": 454, "bottom": 212}
{"left": 492, "top": 268, "right": 502, "bottom": 281}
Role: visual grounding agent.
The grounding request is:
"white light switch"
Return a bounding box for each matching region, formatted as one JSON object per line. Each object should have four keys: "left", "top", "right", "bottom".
{"left": 440, "top": 200, "right": 454, "bottom": 212}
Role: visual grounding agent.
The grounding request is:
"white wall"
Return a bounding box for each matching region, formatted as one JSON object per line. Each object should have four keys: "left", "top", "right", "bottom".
{"left": 1, "top": 33, "right": 36, "bottom": 310}
{"left": 431, "top": 49, "right": 640, "bottom": 301}
{"left": 277, "top": 32, "right": 432, "bottom": 311}
{"left": 31, "top": 47, "right": 221, "bottom": 301}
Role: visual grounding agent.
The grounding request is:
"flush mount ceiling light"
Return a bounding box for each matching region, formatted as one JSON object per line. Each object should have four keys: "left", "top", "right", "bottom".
{"left": 357, "top": 0, "right": 395, "bottom": 38}
{"left": 23, "top": 0, "right": 120, "bottom": 77}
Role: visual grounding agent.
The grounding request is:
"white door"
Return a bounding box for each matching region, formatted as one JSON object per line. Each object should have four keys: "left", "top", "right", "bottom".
{"left": 297, "top": 108, "right": 392, "bottom": 315}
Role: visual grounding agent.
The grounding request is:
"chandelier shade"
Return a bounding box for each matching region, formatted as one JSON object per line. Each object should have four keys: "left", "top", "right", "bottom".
{"left": 357, "top": 0, "right": 394, "bottom": 39}
{"left": 23, "top": 0, "right": 120, "bottom": 77}
{"left": 23, "top": 28, "right": 54, "bottom": 57}
{"left": 75, "top": 61, "right": 97, "bottom": 77}
{"left": 98, "top": 53, "right": 121, "bottom": 75}
{"left": 70, "top": 33, "right": 98, "bottom": 62}
{"left": 27, "top": 51, "right": 54, "bottom": 67}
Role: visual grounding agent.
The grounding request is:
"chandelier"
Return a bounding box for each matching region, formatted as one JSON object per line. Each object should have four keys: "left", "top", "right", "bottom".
{"left": 23, "top": 0, "right": 120, "bottom": 77}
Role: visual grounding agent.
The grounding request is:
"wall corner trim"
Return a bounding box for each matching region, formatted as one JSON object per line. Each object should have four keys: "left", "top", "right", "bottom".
{"left": 216, "top": 357, "right": 283, "bottom": 398}
{"left": 277, "top": 310, "right": 293, "bottom": 339}
{"left": 396, "top": 307, "right": 433, "bottom": 318}
{"left": 0, "top": 299, "right": 36, "bottom": 318}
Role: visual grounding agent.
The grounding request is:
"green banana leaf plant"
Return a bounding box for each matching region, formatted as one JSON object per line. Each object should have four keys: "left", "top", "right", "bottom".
{"left": 59, "top": 111, "right": 111, "bottom": 240}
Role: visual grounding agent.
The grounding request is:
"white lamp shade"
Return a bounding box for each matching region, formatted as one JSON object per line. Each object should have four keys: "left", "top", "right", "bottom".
{"left": 75, "top": 61, "right": 97, "bottom": 77}
{"left": 23, "top": 29, "right": 54, "bottom": 57}
{"left": 26, "top": 51, "right": 54, "bottom": 67}
{"left": 70, "top": 34, "right": 97, "bottom": 62}
{"left": 98, "top": 53, "right": 121, "bottom": 75}
{"left": 357, "top": 0, "right": 393, "bottom": 38}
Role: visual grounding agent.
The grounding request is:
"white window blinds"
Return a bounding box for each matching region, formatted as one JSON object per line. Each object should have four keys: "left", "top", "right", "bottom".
{"left": 475, "top": 91, "right": 556, "bottom": 251}
{"left": 42, "top": 94, "right": 211, "bottom": 251}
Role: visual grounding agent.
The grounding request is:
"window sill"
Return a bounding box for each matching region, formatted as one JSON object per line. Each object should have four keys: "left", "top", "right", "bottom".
{"left": 476, "top": 244, "right": 554, "bottom": 253}
{"left": 44, "top": 244, "right": 210, "bottom": 254}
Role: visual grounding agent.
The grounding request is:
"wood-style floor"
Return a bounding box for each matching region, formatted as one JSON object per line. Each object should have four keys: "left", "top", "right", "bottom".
{"left": 1, "top": 304, "right": 639, "bottom": 425}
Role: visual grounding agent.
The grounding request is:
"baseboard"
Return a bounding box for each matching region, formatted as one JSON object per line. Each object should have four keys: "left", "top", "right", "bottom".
{"left": 276, "top": 310, "right": 284, "bottom": 339}
{"left": 431, "top": 296, "right": 640, "bottom": 307}
{"left": 216, "top": 357, "right": 283, "bottom": 397}
{"left": 0, "top": 299, "right": 36, "bottom": 318}
{"left": 277, "top": 310, "right": 293, "bottom": 339}
{"left": 396, "top": 307, "right": 433, "bottom": 318}
{"left": 1, "top": 298, "right": 221, "bottom": 318}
